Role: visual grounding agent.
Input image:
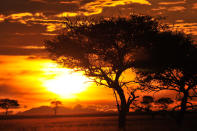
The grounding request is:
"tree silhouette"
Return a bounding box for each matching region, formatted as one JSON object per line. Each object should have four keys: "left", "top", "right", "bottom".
{"left": 51, "top": 100, "right": 62, "bottom": 116}
{"left": 44, "top": 14, "right": 168, "bottom": 129}
{"left": 136, "top": 31, "right": 197, "bottom": 125}
{"left": 0, "top": 99, "right": 19, "bottom": 116}
{"left": 156, "top": 97, "right": 173, "bottom": 111}
{"left": 141, "top": 96, "right": 154, "bottom": 112}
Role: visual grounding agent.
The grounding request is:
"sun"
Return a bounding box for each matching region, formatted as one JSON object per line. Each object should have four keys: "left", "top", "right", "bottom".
{"left": 42, "top": 63, "right": 90, "bottom": 99}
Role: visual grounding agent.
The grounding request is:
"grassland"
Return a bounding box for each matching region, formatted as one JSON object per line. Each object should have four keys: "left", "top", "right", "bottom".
{"left": 0, "top": 113, "right": 196, "bottom": 131}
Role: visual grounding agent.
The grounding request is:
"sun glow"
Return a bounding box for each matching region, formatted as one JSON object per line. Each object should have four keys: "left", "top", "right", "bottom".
{"left": 43, "top": 63, "right": 90, "bottom": 99}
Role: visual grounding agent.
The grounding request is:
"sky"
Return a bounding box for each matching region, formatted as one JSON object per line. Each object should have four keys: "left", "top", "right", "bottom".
{"left": 0, "top": 0, "right": 197, "bottom": 112}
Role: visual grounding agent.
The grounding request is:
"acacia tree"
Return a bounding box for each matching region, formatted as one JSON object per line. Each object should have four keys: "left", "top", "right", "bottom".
{"left": 136, "top": 32, "right": 197, "bottom": 124}
{"left": 0, "top": 99, "right": 19, "bottom": 116}
{"left": 51, "top": 100, "right": 62, "bottom": 116}
{"left": 44, "top": 15, "right": 166, "bottom": 129}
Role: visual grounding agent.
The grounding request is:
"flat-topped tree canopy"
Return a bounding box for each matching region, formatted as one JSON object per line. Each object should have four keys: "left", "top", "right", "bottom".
{"left": 44, "top": 14, "right": 169, "bottom": 129}
{"left": 135, "top": 31, "right": 197, "bottom": 74}
{"left": 0, "top": 98, "right": 19, "bottom": 116}
{"left": 45, "top": 15, "right": 163, "bottom": 78}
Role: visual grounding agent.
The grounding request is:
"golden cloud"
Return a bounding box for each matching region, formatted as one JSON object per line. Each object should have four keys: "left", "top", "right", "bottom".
{"left": 171, "top": 23, "right": 197, "bottom": 36}
{"left": 1, "top": 12, "right": 47, "bottom": 24}
{"left": 81, "top": 0, "right": 151, "bottom": 16}
{"left": 1, "top": 12, "right": 62, "bottom": 32}
{"left": 158, "top": 0, "right": 186, "bottom": 5}
{"left": 152, "top": 7, "right": 166, "bottom": 11}
{"left": 40, "top": 33, "right": 58, "bottom": 36}
{"left": 9, "top": 12, "right": 33, "bottom": 19}
{"left": 176, "top": 20, "right": 184, "bottom": 23}
{"left": 0, "top": 14, "right": 5, "bottom": 22}
{"left": 56, "top": 12, "right": 78, "bottom": 17}
{"left": 43, "top": 23, "right": 65, "bottom": 32}
{"left": 59, "top": 0, "right": 80, "bottom": 4}
{"left": 167, "top": 6, "right": 185, "bottom": 11}
{"left": 0, "top": 13, "right": 34, "bottom": 24}
{"left": 20, "top": 46, "right": 45, "bottom": 49}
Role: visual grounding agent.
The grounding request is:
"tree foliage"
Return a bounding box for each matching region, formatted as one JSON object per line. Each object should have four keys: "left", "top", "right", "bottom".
{"left": 44, "top": 14, "right": 173, "bottom": 128}
{"left": 51, "top": 100, "right": 62, "bottom": 116}
{"left": 0, "top": 99, "right": 19, "bottom": 116}
{"left": 136, "top": 31, "right": 197, "bottom": 124}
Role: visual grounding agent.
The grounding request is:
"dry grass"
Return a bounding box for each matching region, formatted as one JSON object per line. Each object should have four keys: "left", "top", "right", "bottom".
{"left": 0, "top": 114, "right": 196, "bottom": 131}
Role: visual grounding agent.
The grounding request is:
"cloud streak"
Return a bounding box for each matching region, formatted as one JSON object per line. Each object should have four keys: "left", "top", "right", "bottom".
{"left": 172, "top": 22, "right": 197, "bottom": 36}
{"left": 158, "top": 0, "right": 186, "bottom": 5}
{"left": 167, "top": 6, "right": 186, "bottom": 11}
{"left": 81, "top": 0, "right": 151, "bottom": 15}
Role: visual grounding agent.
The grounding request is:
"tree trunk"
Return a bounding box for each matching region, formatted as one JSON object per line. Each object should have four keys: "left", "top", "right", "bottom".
{"left": 177, "top": 92, "right": 188, "bottom": 125}
{"left": 5, "top": 108, "right": 8, "bottom": 116}
{"left": 54, "top": 107, "right": 57, "bottom": 116}
{"left": 116, "top": 87, "right": 128, "bottom": 130}
{"left": 118, "top": 108, "right": 127, "bottom": 130}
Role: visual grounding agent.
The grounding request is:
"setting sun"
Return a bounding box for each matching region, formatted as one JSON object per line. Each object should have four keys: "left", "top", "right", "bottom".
{"left": 42, "top": 63, "right": 90, "bottom": 99}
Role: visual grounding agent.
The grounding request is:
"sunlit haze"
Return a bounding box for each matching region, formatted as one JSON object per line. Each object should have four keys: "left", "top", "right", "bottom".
{"left": 43, "top": 63, "right": 90, "bottom": 99}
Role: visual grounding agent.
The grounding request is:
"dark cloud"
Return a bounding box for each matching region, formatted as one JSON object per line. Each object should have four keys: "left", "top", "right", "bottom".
{"left": 0, "top": 47, "right": 45, "bottom": 56}
{"left": 0, "top": 21, "right": 54, "bottom": 55}
{"left": 0, "top": 84, "right": 20, "bottom": 96}
{"left": 0, "top": 21, "right": 48, "bottom": 39}
{"left": 26, "top": 55, "right": 50, "bottom": 60}
{"left": 0, "top": 61, "right": 5, "bottom": 64}
{"left": 0, "top": 0, "right": 80, "bottom": 15}
{"left": 0, "top": 84, "right": 40, "bottom": 100}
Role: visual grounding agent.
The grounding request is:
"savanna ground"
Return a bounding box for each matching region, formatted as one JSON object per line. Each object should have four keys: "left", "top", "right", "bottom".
{"left": 0, "top": 113, "right": 196, "bottom": 131}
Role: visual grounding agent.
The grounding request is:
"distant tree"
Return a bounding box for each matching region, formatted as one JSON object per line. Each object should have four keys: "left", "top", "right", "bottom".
{"left": 136, "top": 31, "right": 197, "bottom": 125}
{"left": 155, "top": 97, "right": 174, "bottom": 111}
{"left": 0, "top": 99, "right": 19, "bottom": 116}
{"left": 44, "top": 14, "right": 169, "bottom": 129}
{"left": 141, "top": 96, "right": 154, "bottom": 112}
{"left": 51, "top": 100, "right": 62, "bottom": 116}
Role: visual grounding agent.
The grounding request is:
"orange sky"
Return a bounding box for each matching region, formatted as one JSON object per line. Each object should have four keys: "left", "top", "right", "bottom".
{"left": 0, "top": 55, "right": 116, "bottom": 111}
{"left": 0, "top": 0, "right": 197, "bottom": 112}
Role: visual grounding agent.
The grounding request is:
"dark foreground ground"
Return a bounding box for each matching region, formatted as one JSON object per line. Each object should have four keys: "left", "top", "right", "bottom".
{"left": 0, "top": 113, "right": 196, "bottom": 131}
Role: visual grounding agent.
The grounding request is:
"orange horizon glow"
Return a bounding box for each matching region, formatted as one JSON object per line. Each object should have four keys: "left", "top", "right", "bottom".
{"left": 0, "top": 55, "right": 114, "bottom": 110}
